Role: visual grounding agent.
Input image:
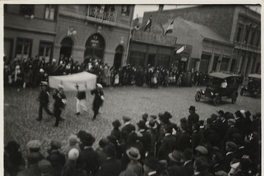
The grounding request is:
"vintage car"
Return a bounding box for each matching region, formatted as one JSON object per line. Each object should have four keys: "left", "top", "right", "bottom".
{"left": 195, "top": 72, "right": 241, "bottom": 106}
{"left": 240, "top": 74, "right": 261, "bottom": 97}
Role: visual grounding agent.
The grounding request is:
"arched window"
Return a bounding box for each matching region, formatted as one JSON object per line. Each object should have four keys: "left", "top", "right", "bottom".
{"left": 84, "top": 33, "right": 105, "bottom": 60}
{"left": 113, "top": 45, "right": 124, "bottom": 69}
{"left": 60, "top": 37, "right": 73, "bottom": 59}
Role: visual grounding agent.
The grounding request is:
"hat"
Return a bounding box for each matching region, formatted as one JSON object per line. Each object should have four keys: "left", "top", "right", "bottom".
{"left": 142, "top": 113, "right": 148, "bottom": 120}
{"left": 228, "top": 119, "right": 236, "bottom": 125}
{"left": 126, "top": 147, "right": 141, "bottom": 160}
{"left": 16, "top": 65, "right": 20, "bottom": 69}
{"left": 189, "top": 106, "right": 196, "bottom": 111}
{"left": 144, "top": 156, "right": 159, "bottom": 170}
{"left": 150, "top": 115, "right": 157, "bottom": 120}
{"left": 169, "top": 150, "right": 183, "bottom": 163}
{"left": 195, "top": 146, "right": 208, "bottom": 155}
{"left": 41, "top": 81, "right": 48, "bottom": 86}
{"left": 38, "top": 159, "right": 51, "bottom": 173}
{"left": 27, "top": 152, "right": 43, "bottom": 165}
{"left": 104, "top": 143, "right": 116, "bottom": 157}
{"left": 58, "top": 84, "right": 64, "bottom": 89}
{"left": 96, "top": 83, "right": 103, "bottom": 88}
{"left": 137, "top": 120, "right": 146, "bottom": 129}
{"left": 123, "top": 116, "right": 131, "bottom": 122}
{"left": 82, "top": 133, "right": 95, "bottom": 146}
{"left": 99, "top": 138, "right": 109, "bottom": 148}
{"left": 183, "top": 148, "right": 193, "bottom": 161}
{"left": 226, "top": 141, "right": 237, "bottom": 151}
{"left": 245, "top": 111, "right": 251, "bottom": 117}
{"left": 112, "top": 119, "right": 121, "bottom": 128}
{"left": 39, "top": 68, "right": 44, "bottom": 73}
{"left": 217, "top": 110, "right": 225, "bottom": 116}
{"left": 27, "top": 140, "right": 42, "bottom": 149}
{"left": 164, "top": 111, "right": 172, "bottom": 119}
{"left": 145, "top": 119, "right": 157, "bottom": 129}
{"left": 52, "top": 58, "right": 56, "bottom": 63}
{"left": 68, "top": 134, "right": 80, "bottom": 145}
{"left": 158, "top": 160, "right": 168, "bottom": 170}
{"left": 68, "top": 148, "right": 79, "bottom": 160}
{"left": 51, "top": 140, "right": 61, "bottom": 149}
{"left": 215, "top": 171, "right": 228, "bottom": 176}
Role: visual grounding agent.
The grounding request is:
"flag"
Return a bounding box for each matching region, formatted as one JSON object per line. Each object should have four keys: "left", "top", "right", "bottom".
{"left": 144, "top": 17, "right": 152, "bottom": 31}
{"left": 164, "top": 20, "right": 174, "bottom": 35}
{"left": 175, "top": 46, "right": 186, "bottom": 54}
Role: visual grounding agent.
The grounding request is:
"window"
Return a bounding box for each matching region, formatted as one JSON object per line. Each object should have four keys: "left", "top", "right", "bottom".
{"left": 121, "top": 5, "right": 130, "bottom": 16}
{"left": 20, "top": 5, "right": 34, "bottom": 16}
{"left": 236, "top": 27, "right": 243, "bottom": 42}
{"left": 244, "top": 28, "right": 250, "bottom": 44}
{"left": 250, "top": 31, "right": 256, "bottom": 45}
{"left": 45, "top": 5, "right": 56, "bottom": 20}
{"left": 16, "top": 38, "right": 32, "bottom": 59}
{"left": 39, "top": 41, "right": 53, "bottom": 62}
{"left": 87, "top": 5, "right": 116, "bottom": 22}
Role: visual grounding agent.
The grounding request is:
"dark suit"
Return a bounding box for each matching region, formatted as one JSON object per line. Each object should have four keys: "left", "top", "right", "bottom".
{"left": 17, "top": 164, "right": 40, "bottom": 176}
{"left": 91, "top": 89, "right": 104, "bottom": 119}
{"left": 46, "top": 150, "right": 65, "bottom": 175}
{"left": 97, "top": 157, "right": 122, "bottom": 176}
{"left": 158, "top": 134, "right": 176, "bottom": 160}
{"left": 139, "top": 130, "right": 152, "bottom": 154}
{"left": 121, "top": 123, "right": 136, "bottom": 138}
{"left": 167, "top": 163, "right": 183, "bottom": 176}
{"left": 183, "top": 160, "right": 194, "bottom": 176}
{"left": 175, "top": 131, "right": 191, "bottom": 152}
{"left": 53, "top": 90, "right": 66, "bottom": 127}
{"left": 38, "top": 90, "right": 53, "bottom": 120}
{"left": 78, "top": 147, "right": 99, "bottom": 175}
{"left": 188, "top": 112, "right": 199, "bottom": 127}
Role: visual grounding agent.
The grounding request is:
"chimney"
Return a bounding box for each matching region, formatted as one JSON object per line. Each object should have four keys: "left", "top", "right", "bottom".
{"left": 158, "top": 5, "right": 164, "bottom": 11}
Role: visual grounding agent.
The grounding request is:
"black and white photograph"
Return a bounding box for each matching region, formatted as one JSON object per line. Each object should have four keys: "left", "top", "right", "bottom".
{"left": 3, "top": 3, "right": 262, "bottom": 176}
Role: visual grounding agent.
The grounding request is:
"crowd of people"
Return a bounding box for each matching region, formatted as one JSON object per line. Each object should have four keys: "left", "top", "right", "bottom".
{"left": 4, "top": 55, "right": 226, "bottom": 90}
{"left": 4, "top": 106, "right": 261, "bottom": 176}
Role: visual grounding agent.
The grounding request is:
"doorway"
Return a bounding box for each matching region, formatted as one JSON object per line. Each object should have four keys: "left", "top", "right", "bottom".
{"left": 147, "top": 54, "right": 156, "bottom": 67}
{"left": 113, "top": 45, "right": 123, "bottom": 69}
{"left": 60, "top": 37, "right": 73, "bottom": 59}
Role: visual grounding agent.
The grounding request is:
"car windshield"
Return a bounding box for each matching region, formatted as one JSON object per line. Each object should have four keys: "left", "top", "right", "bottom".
{"left": 208, "top": 76, "right": 222, "bottom": 87}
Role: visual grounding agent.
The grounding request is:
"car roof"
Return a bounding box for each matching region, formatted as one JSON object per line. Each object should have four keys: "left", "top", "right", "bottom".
{"left": 248, "top": 74, "right": 261, "bottom": 79}
{"left": 209, "top": 72, "right": 240, "bottom": 79}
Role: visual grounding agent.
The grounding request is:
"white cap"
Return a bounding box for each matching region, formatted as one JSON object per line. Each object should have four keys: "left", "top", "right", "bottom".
{"left": 58, "top": 84, "right": 64, "bottom": 89}
{"left": 40, "top": 68, "right": 44, "bottom": 73}
{"left": 68, "top": 148, "right": 79, "bottom": 160}
{"left": 96, "top": 83, "right": 103, "bottom": 89}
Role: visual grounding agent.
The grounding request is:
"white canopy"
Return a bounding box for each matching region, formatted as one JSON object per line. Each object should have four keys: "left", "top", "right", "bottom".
{"left": 49, "top": 72, "right": 97, "bottom": 91}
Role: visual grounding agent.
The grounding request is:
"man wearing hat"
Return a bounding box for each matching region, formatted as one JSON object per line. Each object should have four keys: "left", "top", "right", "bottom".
{"left": 46, "top": 140, "right": 65, "bottom": 174}
{"left": 188, "top": 106, "right": 199, "bottom": 133}
{"left": 216, "top": 110, "right": 229, "bottom": 141}
{"left": 36, "top": 81, "right": 53, "bottom": 121}
{"left": 137, "top": 120, "right": 152, "bottom": 156}
{"left": 167, "top": 150, "right": 184, "bottom": 176}
{"left": 110, "top": 119, "right": 122, "bottom": 142}
{"left": 183, "top": 148, "right": 194, "bottom": 176}
{"left": 91, "top": 83, "right": 104, "bottom": 120}
{"left": 121, "top": 147, "right": 142, "bottom": 176}
{"left": 121, "top": 116, "right": 136, "bottom": 138}
{"left": 52, "top": 84, "right": 67, "bottom": 127}
{"left": 97, "top": 144, "right": 122, "bottom": 176}
{"left": 143, "top": 156, "right": 159, "bottom": 176}
{"left": 158, "top": 125, "right": 176, "bottom": 160}
{"left": 223, "top": 119, "right": 238, "bottom": 148}
{"left": 78, "top": 132, "right": 99, "bottom": 175}
{"left": 17, "top": 152, "right": 43, "bottom": 176}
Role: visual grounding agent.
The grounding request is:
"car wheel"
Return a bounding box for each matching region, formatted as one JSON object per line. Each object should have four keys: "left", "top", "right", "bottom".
{"left": 195, "top": 92, "right": 201, "bottom": 102}
{"left": 240, "top": 89, "right": 243, "bottom": 96}
{"left": 213, "top": 96, "right": 220, "bottom": 106}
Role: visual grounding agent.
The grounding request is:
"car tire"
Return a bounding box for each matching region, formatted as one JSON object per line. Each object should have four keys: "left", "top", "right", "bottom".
{"left": 213, "top": 96, "right": 220, "bottom": 106}
{"left": 195, "top": 92, "right": 201, "bottom": 102}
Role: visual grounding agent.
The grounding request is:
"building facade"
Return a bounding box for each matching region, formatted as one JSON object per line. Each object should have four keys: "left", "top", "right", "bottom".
{"left": 142, "top": 5, "right": 261, "bottom": 75}
{"left": 4, "top": 4, "right": 134, "bottom": 68}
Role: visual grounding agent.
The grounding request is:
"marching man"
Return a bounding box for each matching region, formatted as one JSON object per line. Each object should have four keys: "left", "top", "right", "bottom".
{"left": 91, "top": 84, "right": 104, "bottom": 121}
{"left": 53, "top": 85, "right": 67, "bottom": 127}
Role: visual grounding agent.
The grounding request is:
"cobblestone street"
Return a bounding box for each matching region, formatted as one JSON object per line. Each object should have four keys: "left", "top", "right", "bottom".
{"left": 4, "top": 86, "right": 261, "bottom": 156}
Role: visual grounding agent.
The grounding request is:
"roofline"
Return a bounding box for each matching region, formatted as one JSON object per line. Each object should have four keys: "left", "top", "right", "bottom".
{"left": 203, "top": 38, "right": 234, "bottom": 47}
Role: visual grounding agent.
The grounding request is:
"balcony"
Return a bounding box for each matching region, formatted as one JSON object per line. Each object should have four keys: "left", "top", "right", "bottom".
{"left": 86, "top": 6, "right": 117, "bottom": 25}
{"left": 234, "top": 41, "right": 261, "bottom": 53}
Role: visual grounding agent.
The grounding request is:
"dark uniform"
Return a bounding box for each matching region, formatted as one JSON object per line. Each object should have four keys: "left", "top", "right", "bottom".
{"left": 37, "top": 84, "right": 53, "bottom": 121}
{"left": 91, "top": 88, "right": 104, "bottom": 120}
{"left": 53, "top": 89, "right": 66, "bottom": 127}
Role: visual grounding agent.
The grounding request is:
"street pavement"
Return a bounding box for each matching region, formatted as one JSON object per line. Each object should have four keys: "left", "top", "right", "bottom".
{"left": 4, "top": 85, "right": 261, "bottom": 157}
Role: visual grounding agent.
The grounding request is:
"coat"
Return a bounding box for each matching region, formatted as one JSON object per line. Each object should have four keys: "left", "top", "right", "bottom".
{"left": 183, "top": 160, "right": 194, "bottom": 176}
{"left": 38, "top": 90, "right": 50, "bottom": 105}
{"left": 97, "top": 158, "right": 122, "bottom": 176}
{"left": 91, "top": 89, "right": 104, "bottom": 109}
{"left": 187, "top": 113, "right": 199, "bottom": 127}
{"left": 121, "top": 123, "right": 136, "bottom": 138}
{"left": 175, "top": 131, "right": 191, "bottom": 152}
{"left": 78, "top": 147, "right": 99, "bottom": 175}
{"left": 16, "top": 164, "right": 40, "bottom": 176}
{"left": 158, "top": 134, "right": 176, "bottom": 160}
